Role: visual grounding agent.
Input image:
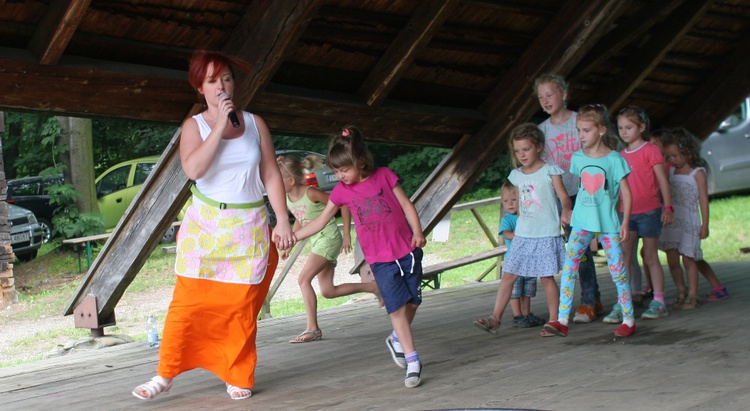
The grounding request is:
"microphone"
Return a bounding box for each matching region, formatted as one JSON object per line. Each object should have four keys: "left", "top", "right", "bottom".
{"left": 219, "top": 92, "right": 240, "bottom": 128}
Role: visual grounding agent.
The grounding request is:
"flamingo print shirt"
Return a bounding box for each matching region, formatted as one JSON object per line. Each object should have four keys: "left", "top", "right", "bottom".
{"left": 539, "top": 112, "right": 580, "bottom": 196}
{"left": 569, "top": 151, "right": 630, "bottom": 233}
{"left": 508, "top": 163, "right": 564, "bottom": 238}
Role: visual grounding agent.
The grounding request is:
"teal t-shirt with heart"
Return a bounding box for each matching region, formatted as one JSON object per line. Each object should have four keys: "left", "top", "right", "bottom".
{"left": 570, "top": 150, "right": 630, "bottom": 233}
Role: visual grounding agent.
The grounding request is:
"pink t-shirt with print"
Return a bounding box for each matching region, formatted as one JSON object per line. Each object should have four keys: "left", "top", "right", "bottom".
{"left": 329, "top": 167, "right": 414, "bottom": 264}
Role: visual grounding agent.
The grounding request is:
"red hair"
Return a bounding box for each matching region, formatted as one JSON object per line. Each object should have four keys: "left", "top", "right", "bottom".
{"left": 187, "top": 50, "right": 250, "bottom": 95}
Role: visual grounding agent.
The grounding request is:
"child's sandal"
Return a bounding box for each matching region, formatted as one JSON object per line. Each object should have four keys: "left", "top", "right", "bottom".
{"left": 473, "top": 315, "right": 500, "bottom": 335}
{"left": 681, "top": 294, "right": 700, "bottom": 310}
{"left": 672, "top": 290, "right": 687, "bottom": 309}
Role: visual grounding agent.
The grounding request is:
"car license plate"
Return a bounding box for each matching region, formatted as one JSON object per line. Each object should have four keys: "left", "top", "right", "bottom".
{"left": 11, "top": 231, "right": 30, "bottom": 243}
{"left": 326, "top": 175, "right": 339, "bottom": 182}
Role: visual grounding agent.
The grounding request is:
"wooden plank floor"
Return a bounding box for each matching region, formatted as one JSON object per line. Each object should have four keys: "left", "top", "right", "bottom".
{"left": 2, "top": 261, "right": 748, "bottom": 411}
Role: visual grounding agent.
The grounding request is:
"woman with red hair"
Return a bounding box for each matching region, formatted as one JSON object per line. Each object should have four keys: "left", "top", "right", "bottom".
{"left": 132, "top": 50, "right": 295, "bottom": 401}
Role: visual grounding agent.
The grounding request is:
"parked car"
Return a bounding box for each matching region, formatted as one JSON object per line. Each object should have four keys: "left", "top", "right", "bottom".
{"left": 7, "top": 203, "right": 45, "bottom": 262}
{"left": 94, "top": 156, "right": 177, "bottom": 242}
{"left": 275, "top": 149, "right": 339, "bottom": 193}
{"left": 95, "top": 150, "right": 338, "bottom": 236}
{"left": 6, "top": 175, "right": 63, "bottom": 244}
{"left": 701, "top": 96, "right": 750, "bottom": 196}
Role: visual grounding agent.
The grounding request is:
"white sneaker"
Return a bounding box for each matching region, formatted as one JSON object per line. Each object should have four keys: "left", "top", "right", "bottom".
{"left": 385, "top": 336, "right": 406, "bottom": 369}
{"left": 404, "top": 362, "right": 422, "bottom": 388}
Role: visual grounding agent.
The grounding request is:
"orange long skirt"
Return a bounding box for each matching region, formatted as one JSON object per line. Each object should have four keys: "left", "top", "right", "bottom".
{"left": 156, "top": 245, "right": 278, "bottom": 388}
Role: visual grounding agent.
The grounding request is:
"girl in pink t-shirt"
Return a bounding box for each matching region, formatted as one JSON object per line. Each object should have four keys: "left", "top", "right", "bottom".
{"left": 616, "top": 106, "right": 673, "bottom": 321}
{"left": 284, "top": 125, "right": 426, "bottom": 389}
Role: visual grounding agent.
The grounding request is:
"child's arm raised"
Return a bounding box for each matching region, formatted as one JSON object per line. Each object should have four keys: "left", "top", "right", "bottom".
{"left": 284, "top": 200, "right": 340, "bottom": 249}
{"left": 695, "top": 168, "right": 710, "bottom": 239}
{"left": 551, "top": 174, "right": 572, "bottom": 226}
{"left": 654, "top": 163, "right": 674, "bottom": 225}
{"left": 393, "top": 184, "right": 426, "bottom": 248}
{"left": 619, "top": 178, "right": 632, "bottom": 242}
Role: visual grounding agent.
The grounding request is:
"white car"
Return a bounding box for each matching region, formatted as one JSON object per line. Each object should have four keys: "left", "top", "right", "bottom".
{"left": 701, "top": 97, "right": 750, "bottom": 196}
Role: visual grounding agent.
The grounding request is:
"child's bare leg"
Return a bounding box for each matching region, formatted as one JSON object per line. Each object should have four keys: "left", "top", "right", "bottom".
{"left": 297, "top": 254, "right": 329, "bottom": 333}
{"left": 391, "top": 304, "right": 418, "bottom": 353}
{"left": 641, "top": 245, "right": 653, "bottom": 292}
{"left": 540, "top": 276, "right": 559, "bottom": 321}
{"left": 520, "top": 296, "right": 531, "bottom": 316}
{"left": 696, "top": 259, "right": 721, "bottom": 288}
{"left": 641, "top": 237, "right": 665, "bottom": 301}
{"left": 510, "top": 298, "right": 522, "bottom": 317}
{"left": 665, "top": 249, "right": 686, "bottom": 293}
{"left": 318, "top": 266, "right": 379, "bottom": 299}
{"left": 492, "top": 273, "right": 517, "bottom": 321}
{"left": 683, "top": 255, "right": 700, "bottom": 297}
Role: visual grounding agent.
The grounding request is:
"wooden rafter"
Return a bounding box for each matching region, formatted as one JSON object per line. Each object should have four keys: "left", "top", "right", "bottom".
{"left": 28, "top": 0, "right": 91, "bottom": 65}
{"left": 412, "top": 0, "right": 628, "bottom": 234}
{"left": 357, "top": 0, "right": 457, "bottom": 107}
{"left": 570, "top": 0, "right": 683, "bottom": 80}
{"left": 667, "top": 38, "right": 750, "bottom": 138}
{"left": 590, "top": 0, "right": 712, "bottom": 111}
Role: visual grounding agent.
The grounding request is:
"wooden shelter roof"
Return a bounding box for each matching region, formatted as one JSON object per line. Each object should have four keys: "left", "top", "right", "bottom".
{"left": 2, "top": 0, "right": 750, "bottom": 147}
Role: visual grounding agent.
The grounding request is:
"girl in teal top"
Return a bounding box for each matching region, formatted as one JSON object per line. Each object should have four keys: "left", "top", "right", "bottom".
{"left": 278, "top": 155, "right": 379, "bottom": 343}
{"left": 544, "top": 104, "right": 636, "bottom": 339}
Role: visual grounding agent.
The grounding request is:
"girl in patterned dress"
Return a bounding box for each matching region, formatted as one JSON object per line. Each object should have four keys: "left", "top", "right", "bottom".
{"left": 658, "top": 128, "right": 713, "bottom": 310}
{"left": 473, "top": 123, "right": 572, "bottom": 337}
{"left": 544, "top": 104, "right": 636, "bottom": 338}
{"left": 277, "top": 155, "right": 379, "bottom": 343}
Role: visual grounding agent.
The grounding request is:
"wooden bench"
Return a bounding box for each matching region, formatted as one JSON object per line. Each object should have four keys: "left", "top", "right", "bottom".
{"left": 421, "top": 245, "right": 507, "bottom": 290}
{"left": 62, "top": 233, "right": 113, "bottom": 272}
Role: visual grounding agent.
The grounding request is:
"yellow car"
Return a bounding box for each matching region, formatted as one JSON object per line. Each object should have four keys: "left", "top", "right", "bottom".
{"left": 95, "top": 156, "right": 179, "bottom": 242}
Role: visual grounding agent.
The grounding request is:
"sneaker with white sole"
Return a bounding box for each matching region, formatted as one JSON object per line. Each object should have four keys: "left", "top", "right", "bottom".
{"left": 603, "top": 303, "right": 623, "bottom": 324}
{"left": 386, "top": 336, "right": 406, "bottom": 369}
{"left": 641, "top": 300, "right": 668, "bottom": 319}
{"left": 573, "top": 305, "right": 596, "bottom": 323}
{"left": 404, "top": 362, "right": 422, "bottom": 388}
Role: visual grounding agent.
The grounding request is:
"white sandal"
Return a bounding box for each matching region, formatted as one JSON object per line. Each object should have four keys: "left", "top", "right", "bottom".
{"left": 226, "top": 383, "right": 252, "bottom": 400}
{"left": 132, "top": 376, "right": 172, "bottom": 400}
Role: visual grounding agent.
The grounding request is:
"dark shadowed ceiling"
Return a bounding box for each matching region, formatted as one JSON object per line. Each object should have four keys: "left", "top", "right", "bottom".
{"left": 2, "top": 0, "right": 750, "bottom": 149}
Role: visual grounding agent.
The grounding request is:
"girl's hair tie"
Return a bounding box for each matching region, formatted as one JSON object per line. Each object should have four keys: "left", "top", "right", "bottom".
{"left": 341, "top": 129, "right": 350, "bottom": 137}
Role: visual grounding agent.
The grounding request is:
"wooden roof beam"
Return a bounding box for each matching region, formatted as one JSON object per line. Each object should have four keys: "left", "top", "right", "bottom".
{"left": 28, "top": 0, "right": 91, "bottom": 65}
{"left": 358, "top": 0, "right": 457, "bottom": 107}
{"left": 666, "top": 38, "right": 750, "bottom": 139}
{"left": 591, "top": 0, "right": 712, "bottom": 111}
{"left": 412, "top": 1, "right": 628, "bottom": 234}
{"left": 571, "top": 0, "right": 683, "bottom": 80}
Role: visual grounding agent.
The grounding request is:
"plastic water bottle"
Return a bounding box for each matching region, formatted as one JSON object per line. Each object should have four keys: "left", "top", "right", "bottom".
{"left": 146, "top": 314, "right": 160, "bottom": 348}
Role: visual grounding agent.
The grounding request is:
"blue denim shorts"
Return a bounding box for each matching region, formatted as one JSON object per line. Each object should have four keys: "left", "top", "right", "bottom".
{"left": 370, "top": 248, "right": 423, "bottom": 314}
{"left": 626, "top": 208, "right": 663, "bottom": 238}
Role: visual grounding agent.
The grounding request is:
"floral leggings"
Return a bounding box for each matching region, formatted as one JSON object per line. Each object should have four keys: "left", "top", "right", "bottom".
{"left": 559, "top": 228, "right": 634, "bottom": 321}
